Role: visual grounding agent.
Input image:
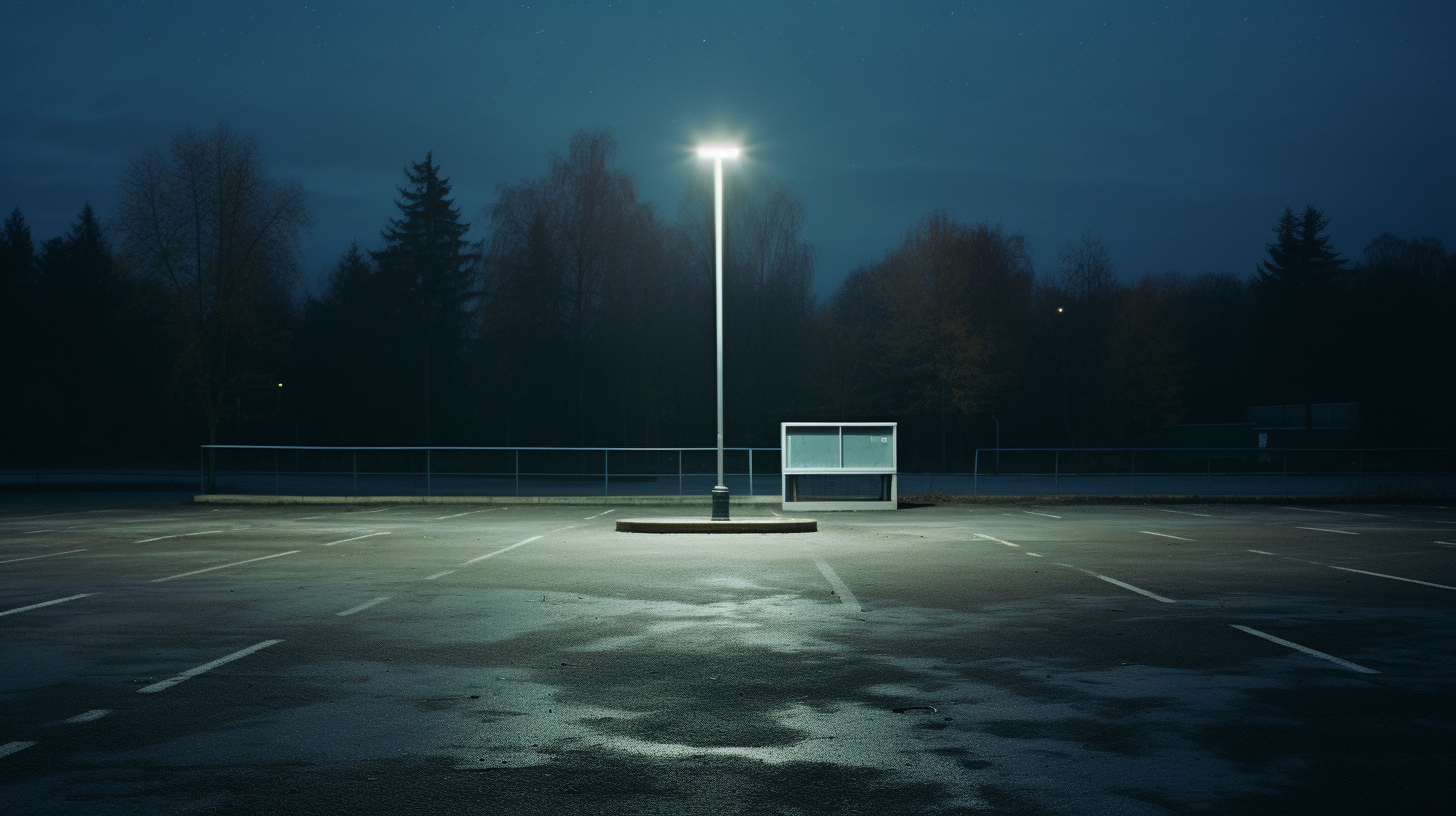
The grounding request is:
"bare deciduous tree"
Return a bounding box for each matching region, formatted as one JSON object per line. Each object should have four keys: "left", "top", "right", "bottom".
{"left": 117, "top": 122, "right": 307, "bottom": 487}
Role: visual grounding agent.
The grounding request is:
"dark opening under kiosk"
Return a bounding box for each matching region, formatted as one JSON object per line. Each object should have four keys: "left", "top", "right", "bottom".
{"left": 781, "top": 422, "right": 897, "bottom": 511}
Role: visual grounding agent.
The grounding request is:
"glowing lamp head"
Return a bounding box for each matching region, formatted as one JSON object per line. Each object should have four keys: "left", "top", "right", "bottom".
{"left": 696, "top": 145, "right": 740, "bottom": 159}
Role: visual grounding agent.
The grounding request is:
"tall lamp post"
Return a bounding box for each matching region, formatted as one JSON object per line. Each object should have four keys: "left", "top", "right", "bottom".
{"left": 697, "top": 144, "right": 739, "bottom": 520}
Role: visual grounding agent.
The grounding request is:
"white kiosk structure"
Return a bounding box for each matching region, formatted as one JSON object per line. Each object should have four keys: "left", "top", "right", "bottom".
{"left": 781, "top": 422, "right": 897, "bottom": 511}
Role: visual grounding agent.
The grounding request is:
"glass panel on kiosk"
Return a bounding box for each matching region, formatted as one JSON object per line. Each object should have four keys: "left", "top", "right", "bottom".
{"left": 787, "top": 427, "right": 840, "bottom": 468}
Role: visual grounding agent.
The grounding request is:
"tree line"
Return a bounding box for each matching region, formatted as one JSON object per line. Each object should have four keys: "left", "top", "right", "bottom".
{"left": 3, "top": 122, "right": 1453, "bottom": 473}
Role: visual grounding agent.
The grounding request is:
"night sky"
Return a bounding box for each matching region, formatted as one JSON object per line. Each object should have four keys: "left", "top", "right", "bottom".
{"left": 3, "top": 1, "right": 1452, "bottom": 298}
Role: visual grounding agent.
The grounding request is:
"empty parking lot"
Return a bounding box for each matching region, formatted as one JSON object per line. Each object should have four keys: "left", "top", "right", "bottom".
{"left": 2, "top": 495, "right": 1454, "bottom": 814}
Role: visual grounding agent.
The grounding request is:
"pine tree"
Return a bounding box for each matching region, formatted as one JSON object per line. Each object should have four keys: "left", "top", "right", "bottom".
{"left": 1253, "top": 206, "right": 1347, "bottom": 296}
{"left": 1, "top": 208, "right": 38, "bottom": 450}
{"left": 1250, "top": 205, "right": 1349, "bottom": 403}
{"left": 371, "top": 152, "right": 479, "bottom": 442}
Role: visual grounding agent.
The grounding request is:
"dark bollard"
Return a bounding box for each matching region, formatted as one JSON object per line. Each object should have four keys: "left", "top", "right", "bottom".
{"left": 711, "top": 485, "right": 730, "bottom": 520}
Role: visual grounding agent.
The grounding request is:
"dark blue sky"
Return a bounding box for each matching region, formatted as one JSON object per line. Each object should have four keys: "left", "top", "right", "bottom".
{"left": 3, "top": 1, "right": 1452, "bottom": 298}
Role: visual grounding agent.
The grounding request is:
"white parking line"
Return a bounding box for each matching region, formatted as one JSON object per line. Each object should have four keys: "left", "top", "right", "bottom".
{"left": 322, "top": 532, "right": 390, "bottom": 546}
{"left": 1023, "top": 511, "right": 1061, "bottom": 518}
{"left": 1229, "top": 625, "right": 1379, "bottom": 674}
{"left": 1156, "top": 508, "right": 1212, "bottom": 517}
{"left": 0, "top": 593, "right": 95, "bottom": 617}
{"left": 137, "top": 639, "right": 283, "bottom": 693}
{"left": 1248, "top": 550, "right": 1456, "bottom": 591}
{"left": 1303, "top": 561, "right": 1456, "bottom": 591}
{"left": 1436, "top": 541, "right": 1455, "bottom": 548}
{"left": 1056, "top": 564, "right": 1176, "bottom": 603}
{"left": 814, "top": 560, "right": 862, "bottom": 612}
{"left": 132, "top": 530, "right": 225, "bottom": 544}
{"left": 1140, "top": 531, "right": 1195, "bottom": 541}
{"left": 435, "top": 509, "right": 489, "bottom": 520}
{"left": 0, "top": 549, "right": 87, "bottom": 565}
{"left": 1281, "top": 506, "right": 1387, "bottom": 518}
{"left": 1295, "top": 526, "right": 1357, "bottom": 535}
{"left": 974, "top": 533, "right": 1020, "bottom": 547}
{"left": 584, "top": 509, "right": 617, "bottom": 520}
{"left": 462, "top": 526, "right": 578, "bottom": 565}
{"left": 336, "top": 597, "right": 391, "bottom": 616}
{"left": 424, "top": 570, "right": 456, "bottom": 580}
{"left": 0, "top": 741, "right": 36, "bottom": 759}
{"left": 1025, "top": 552, "right": 1043, "bottom": 557}
{"left": 151, "top": 551, "right": 300, "bottom": 583}
{"left": 64, "top": 709, "right": 111, "bottom": 724}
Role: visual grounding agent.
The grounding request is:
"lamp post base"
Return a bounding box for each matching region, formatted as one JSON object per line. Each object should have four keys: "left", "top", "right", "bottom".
{"left": 711, "top": 485, "right": 730, "bottom": 520}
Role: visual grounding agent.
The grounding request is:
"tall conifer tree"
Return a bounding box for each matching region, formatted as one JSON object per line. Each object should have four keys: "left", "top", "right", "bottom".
{"left": 371, "top": 152, "right": 479, "bottom": 442}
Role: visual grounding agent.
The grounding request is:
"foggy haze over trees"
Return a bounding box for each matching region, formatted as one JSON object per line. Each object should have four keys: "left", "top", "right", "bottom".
{"left": 3, "top": 124, "right": 1454, "bottom": 473}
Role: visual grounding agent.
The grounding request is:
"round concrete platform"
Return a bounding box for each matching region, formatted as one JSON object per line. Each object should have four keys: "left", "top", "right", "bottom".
{"left": 615, "top": 517, "right": 817, "bottom": 534}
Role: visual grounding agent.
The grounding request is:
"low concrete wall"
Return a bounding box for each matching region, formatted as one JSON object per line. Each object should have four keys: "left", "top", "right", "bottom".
{"left": 194, "top": 494, "right": 784, "bottom": 506}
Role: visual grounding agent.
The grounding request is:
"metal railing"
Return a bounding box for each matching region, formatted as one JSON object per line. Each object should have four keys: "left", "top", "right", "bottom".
{"left": 200, "top": 445, "right": 782, "bottom": 497}
{"left": 917, "top": 447, "right": 1456, "bottom": 496}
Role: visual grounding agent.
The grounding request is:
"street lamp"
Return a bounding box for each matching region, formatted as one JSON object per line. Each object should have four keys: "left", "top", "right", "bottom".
{"left": 697, "top": 144, "right": 740, "bottom": 520}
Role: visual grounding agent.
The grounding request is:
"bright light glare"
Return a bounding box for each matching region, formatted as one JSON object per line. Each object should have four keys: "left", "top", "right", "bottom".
{"left": 696, "top": 145, "right": 740, "bottom": 159}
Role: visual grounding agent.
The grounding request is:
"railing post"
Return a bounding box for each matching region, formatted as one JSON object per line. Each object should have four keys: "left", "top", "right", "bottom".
{"left": 199, "top": 447, "right": 205, "bottom": 494}
{"left": 426, "top": 449, "right": 432, "bottom": 496}
{"left": 274, "top": 449, "right": 279, "bottom": 495}
{"left": 748, "top": 448, "right": 754, "bottom": 496}
{"left": 604, "top": 449, "right": 609, "bottom": 496}
{"left": 678, "top": 449, "right": 684, "bottom": 496}
{"left": 514, "top": 449, "right": 520, "bottom": 497}
{"left": 1055, "top": 450, "right": 1060, "bottom": 486}
{"left": 974, "top": 449, "right": 979, "bottom": 496}
{"left": 352, "top": 449, "right": 358, "bottom": 495}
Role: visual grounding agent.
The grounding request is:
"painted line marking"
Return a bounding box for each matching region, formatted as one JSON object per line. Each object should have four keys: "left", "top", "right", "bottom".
{"left": 1229, "top": 625, "right": 1378, "bottom": 674}
{"left": 1156, "top": 508, "right": 1212, "bottom": 517}
{"left": 0, "top": 549, "right": 87, "bottom": 565}
{"left": 1429, "top": 520, "right": 1456, "bottom": 525}
{"left": 814, "top": 560, "right": 862, "bottom": 612}
{"left": 974, "top": 533, "right": 1020, "bottom": 548}
{"left": 151, "top": 551, "right": 300, "bottom": 583}
{"left": 1023, "top": 511, "right": 1061, "bottom": 518}
{"left": 1302, "top": 561, "right": 1456, "bottom": 591}
{"left": 584, "top": 509, "right": 617, "bottom": 520}
{"left": 1281, "top": 506, "right": 1386, "bottom": 518}
{"left": 1295, "top": 526, "right": 1357, "bottom": 535}
{"left": 64, "top": 709, "right": 111, "bottom": 724}
{"left": 1435, "top": 541, "right": 1456, "bottom": 548}
{"left": 424, "top": 570, "right": 456, "bottom": 580}
{"left": 349, "top": 507, "right": 395, "bottom": 514}
{"left": 0, "top": 741, "right": 37, "bottom": 759}
{"left": 1024, "top": 552, "right": 1043, "bottom": 557}
{"left": 435, "top": 509, "right": 489, "bottom": 520}
{"left": 132, "top": 530, "right": 225, "bottom": 544}
{"left": 336, "top": 597, "right": 391, "bottom": 616}
{"left": 1, "top": 509, "right": 110, "bottom": 521}
{"left": 138, "top": 639, "right": 283, "bottom": 693}
{"left": 1248, "top": 550, "right": 1456, "bottom": 590}
{"left": 0, "top": 593, "right": 95, "bottom": 617}
{"left": 1055, "top": 564, "right": 1176, "bottom": 603}
{"left": 462, "top": 526, "right": 578, "bottom": 565}
{"left": 322, "top": 532, "right": 390, "bottom": 546}
{"left": 1140, "top": 531, "right": 1195, "bottom": 541}
{"left": 22, "top": 529, "right": 56, "bottom": 534}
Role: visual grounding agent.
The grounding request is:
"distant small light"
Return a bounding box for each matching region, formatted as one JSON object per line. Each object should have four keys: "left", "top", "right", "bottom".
{"left": 1056, "top": 307, "right": 1064, "bottom": 313}
{"left": 696, "top": 145, "right": 740, "bottom": 159}
{"left": 277, "top": 383, "right": 284, "bottom": 387}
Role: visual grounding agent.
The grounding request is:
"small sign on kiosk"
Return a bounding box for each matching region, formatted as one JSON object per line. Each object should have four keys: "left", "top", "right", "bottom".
{"left": 781, "top": 422, "right": 897, "bottom": 511}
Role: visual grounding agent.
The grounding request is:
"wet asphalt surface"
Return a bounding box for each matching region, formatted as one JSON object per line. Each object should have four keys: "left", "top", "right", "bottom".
{"left": 1, "top": 494, "right": 1454, "bottom": 814}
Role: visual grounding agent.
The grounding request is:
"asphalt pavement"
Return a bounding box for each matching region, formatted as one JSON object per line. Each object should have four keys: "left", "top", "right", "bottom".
{"left": 2, "top": 495, "right": 1454, "bottom": 814}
